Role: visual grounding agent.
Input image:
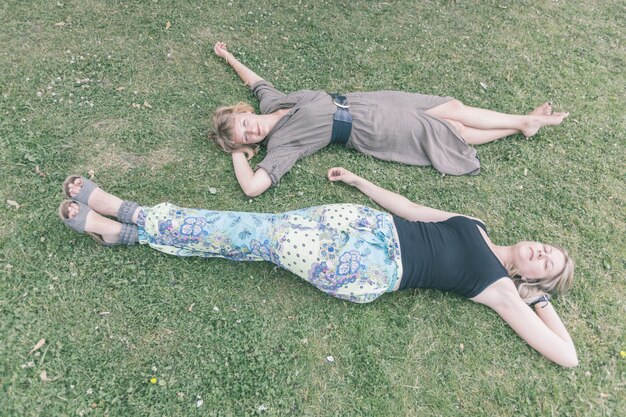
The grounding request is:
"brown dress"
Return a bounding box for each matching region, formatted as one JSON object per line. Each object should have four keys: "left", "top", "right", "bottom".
{"left": 252, "top": 80, "right": 480, "bottom": 185}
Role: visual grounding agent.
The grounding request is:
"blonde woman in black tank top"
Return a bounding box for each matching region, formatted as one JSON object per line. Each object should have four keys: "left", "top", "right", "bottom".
{"left": 328, "top": 167, "right": 577, "bottom": 367}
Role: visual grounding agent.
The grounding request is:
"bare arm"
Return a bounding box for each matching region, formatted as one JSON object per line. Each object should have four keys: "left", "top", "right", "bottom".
{"left": 232, "top": 152, "right": 272, "bottom": 197}
{"left": 214, "top": 41, "right": 263, "bottom": 86}
{"left": 473, "top": 279, "right": 578, "bottom": 367}
{"left": 327, "top": 167, "right": 469, "bottom": 222}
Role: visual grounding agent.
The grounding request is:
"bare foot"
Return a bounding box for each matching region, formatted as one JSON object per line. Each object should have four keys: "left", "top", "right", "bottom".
{"left": 529, "top": 102, "right": 553, "bottom": 116}
{"left": 67, "top": 177, "right": 124, "bottom": 218}
{"left": 65, "top": 201, "right": 122, "bottom": 244}
{"left": 521, "top": 111, "right": 569, "bottom": 138}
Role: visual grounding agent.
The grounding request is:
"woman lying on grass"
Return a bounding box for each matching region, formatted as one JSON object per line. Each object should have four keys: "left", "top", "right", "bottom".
{"left": 210, "top": 41, "right": 569, "bottom": 197}
{"left": 58, "top": 169, "right": 577, "bottom": 367}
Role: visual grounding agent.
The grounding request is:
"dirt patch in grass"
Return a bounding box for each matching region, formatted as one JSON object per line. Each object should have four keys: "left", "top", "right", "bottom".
{"left": 74, "top": 118, "right": 180, "bottom": 172}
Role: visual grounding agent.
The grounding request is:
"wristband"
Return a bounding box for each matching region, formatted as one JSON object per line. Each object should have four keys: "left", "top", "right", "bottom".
{"left": 528, "top": 294, "right": 551, "bottom": 308}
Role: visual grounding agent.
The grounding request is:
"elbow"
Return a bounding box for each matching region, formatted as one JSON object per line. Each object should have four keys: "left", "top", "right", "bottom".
{"left": 558, "top": 348, "right": 579, "bottom": 368}
{"left": 562, "top": 354, "right": 579, "bottom": 368}
{"left": 243, "top": 188, "right": 261, "bottom": 198}
{"left": 242, "top": 185, "right": 265, "bottom": 198}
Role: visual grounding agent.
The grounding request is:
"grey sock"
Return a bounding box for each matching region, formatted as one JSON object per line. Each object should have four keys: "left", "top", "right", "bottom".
{"left": 118, "top": 223, "right": 138, "bottom": 245}
{"left": 117, "top": 201, "right": 139, "bottom": 224}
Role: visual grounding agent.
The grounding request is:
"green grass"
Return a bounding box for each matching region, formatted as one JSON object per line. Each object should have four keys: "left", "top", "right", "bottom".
{"left": 1, "top": 0, "right": 624, "bottom": 415}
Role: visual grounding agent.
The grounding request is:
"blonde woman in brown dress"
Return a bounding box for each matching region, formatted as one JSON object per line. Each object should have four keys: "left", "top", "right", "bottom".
{"left": 210, "top": 42, "right": 569, "bottom": 197}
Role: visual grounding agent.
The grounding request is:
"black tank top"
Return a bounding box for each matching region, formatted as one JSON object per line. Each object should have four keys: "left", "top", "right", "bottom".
{"left": 393, "top": 215, "right": 509, "bottom": 298}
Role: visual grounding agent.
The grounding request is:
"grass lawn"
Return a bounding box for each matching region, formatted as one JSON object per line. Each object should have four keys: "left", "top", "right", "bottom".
{"left": 1, "top": 0, "right": 624, "bottom": 415}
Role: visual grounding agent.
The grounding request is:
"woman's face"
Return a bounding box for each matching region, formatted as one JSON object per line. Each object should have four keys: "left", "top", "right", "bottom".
{"left": 231, "top": 112, "right": 272, "bottom": 145}
{"left": 513, "top": 241, "right": 566, "bottom": 281}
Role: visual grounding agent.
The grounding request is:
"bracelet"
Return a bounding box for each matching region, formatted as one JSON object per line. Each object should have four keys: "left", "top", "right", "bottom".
{"left": 528, "top": 294, "right": 551, "bottom": 308}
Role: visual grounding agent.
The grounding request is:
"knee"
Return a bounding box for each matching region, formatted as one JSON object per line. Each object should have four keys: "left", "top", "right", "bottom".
{"left": 448, "top": 99, "right": 465, "bottom": 112}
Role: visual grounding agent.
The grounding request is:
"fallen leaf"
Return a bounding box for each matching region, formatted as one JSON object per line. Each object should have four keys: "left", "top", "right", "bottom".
{"left": 480, "top": 82, "right": 488, "bottom": 90}
{"left": 213, "top": 306, "right": 219, "bottom": 312}
{"left": 459, "top": 343, "right": 464, "bottom": 352}
{"left": 40, "top": 370, "right": 58, "bottom": 382}
{"left": 165, "top": 20, "right": 171, "bottom": 30}
{"left": 258, "top": 404, "right": 268, "bottom": 412}
{"left": 29, "top": 338, "right": 45, "bottom": 355}
{"left": 88, "top": 169, "right": 95, "bottom": 179}
{"left": 131, "top": 103, "right": 141, "bottom": 108}
{"left": 91, "top": 403, "right": 97, "bottom": 409}
{"left": 196, "top": 399, "right": 203, "bottom": 407}
{"left": 143, "top": 100, "right": 152, "bottom": 108}
{"left": 523, "top": 168, "right": 528, "bottom": 176}
{"left": 600, "top": 393, "right": 609, "bottom": 398}
{"left": 187, "top": 303, "right": 195, "bottom": 312}
{"left": 326, "top": 355, "right": 334, "bottom": 363}
{"left": 208, "top": 187, "right": 217, "bottom": 194}
{"left": 7, "top": 200, "right": 21, "bottom": 209}
{"left": 35, "top": 165, "right": 46, "bottom": 178}
{"left": 116, "top": 86, "right": 125, "bottom": 91}
{"left": 55, "top": 22, "right": 66, "bottom": 27}
{"left": 99, "top": 311, "right": 111, "bottom": 315}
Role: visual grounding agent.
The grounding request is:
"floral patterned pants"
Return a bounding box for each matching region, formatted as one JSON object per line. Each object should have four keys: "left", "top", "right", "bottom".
{"left": 137, "top": 203, "right": 403, "bottom": 303}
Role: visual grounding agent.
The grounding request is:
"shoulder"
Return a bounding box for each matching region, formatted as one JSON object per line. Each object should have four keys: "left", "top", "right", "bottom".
{"left": 444, "top": 215, "right": 487, "bottom": 230}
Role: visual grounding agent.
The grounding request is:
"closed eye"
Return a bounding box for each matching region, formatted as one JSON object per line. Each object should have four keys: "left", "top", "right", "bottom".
{"left": 241, "top": 120, "right": 248, "bottom": 142}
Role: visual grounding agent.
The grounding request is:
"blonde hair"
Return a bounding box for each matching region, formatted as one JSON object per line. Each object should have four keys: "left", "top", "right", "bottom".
{"left": 505, "top": 245, "right": 575, "bottom": 304}
{"left": 209, "top": 102, "right": 258, "bottom": 159}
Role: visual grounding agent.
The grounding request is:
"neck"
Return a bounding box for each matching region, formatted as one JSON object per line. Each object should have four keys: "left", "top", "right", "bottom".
{"left": 492, "top": 245, "right": 515, "bottom": 269}
{"left": 264, "top": 111, "right": 284, "bottom": 131}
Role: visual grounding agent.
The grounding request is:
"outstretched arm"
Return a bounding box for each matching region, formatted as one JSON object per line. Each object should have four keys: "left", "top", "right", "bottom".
{"left": 233, "top": 152, "right": 272, "bottom": 197}
{"left": 473, "top": 279, "right": 578, "bottom": 367}
{"left": 214, "top": 41, "right": 263, "bottom": 86}
{"left": 327, "top": 167, "right": 470, "bottom": 222}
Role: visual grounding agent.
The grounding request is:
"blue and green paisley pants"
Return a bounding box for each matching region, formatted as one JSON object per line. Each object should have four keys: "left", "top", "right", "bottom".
{"left": 137, "top": 203, "right": 403, "bottom": 303}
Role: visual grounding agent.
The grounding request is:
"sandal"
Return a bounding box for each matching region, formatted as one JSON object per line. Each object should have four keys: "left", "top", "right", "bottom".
{"left": 63, "top": 175, "right": 139, "bottom": 223}
{"left": 58, "top": 200, "right": 138, "bottom": 246}
{"left": 62, "top": 175, "right": 98, "bottom": 205}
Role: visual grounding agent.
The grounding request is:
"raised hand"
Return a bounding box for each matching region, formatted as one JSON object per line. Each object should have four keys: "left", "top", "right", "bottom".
{"left": 214, "top": 41, "right": 232, "bottom": 61}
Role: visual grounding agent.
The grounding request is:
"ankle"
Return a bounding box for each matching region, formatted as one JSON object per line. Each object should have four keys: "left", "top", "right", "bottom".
{"left": 84, "top": 211, "right": 122, "bottom": 241}
{"left": 117, "top": 201, "right": 140, "bottom": 223}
